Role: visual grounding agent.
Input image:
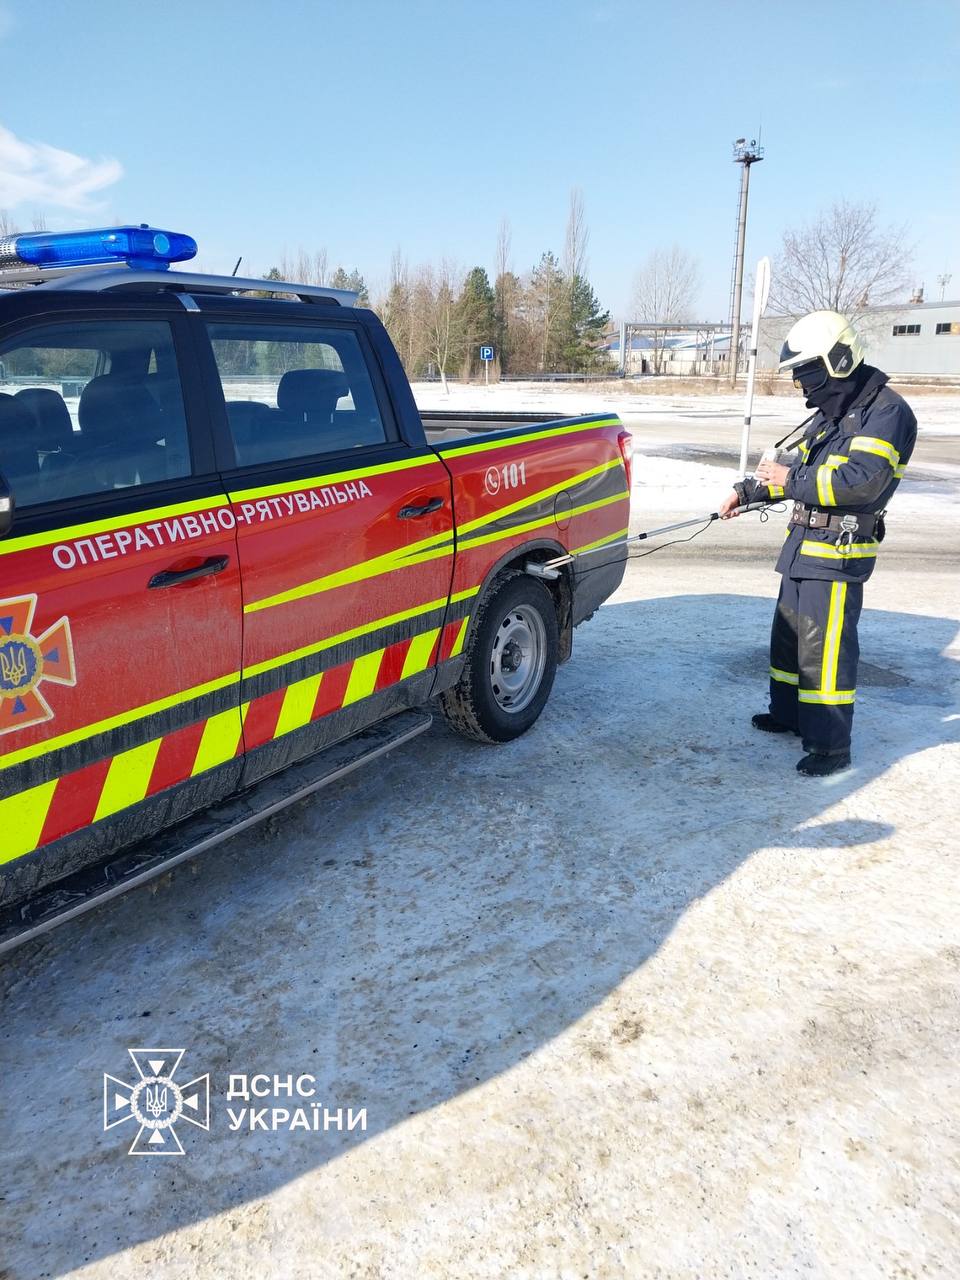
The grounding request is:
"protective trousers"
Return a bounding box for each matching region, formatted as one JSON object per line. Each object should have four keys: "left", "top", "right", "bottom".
{"left": 768, "top": 575, "right": 863, "bottom": 754}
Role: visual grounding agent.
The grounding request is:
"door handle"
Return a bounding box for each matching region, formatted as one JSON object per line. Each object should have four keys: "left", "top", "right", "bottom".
{"left": 398, "top": 497, "right": 444, "bottom": 519}
{"left": 148, "top": 555, "right": 230, "bottom": 589}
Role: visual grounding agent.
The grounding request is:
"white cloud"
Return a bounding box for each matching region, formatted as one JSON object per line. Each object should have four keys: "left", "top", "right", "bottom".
{"left": 0, "top": 123, "right": 123, "bottom": 213}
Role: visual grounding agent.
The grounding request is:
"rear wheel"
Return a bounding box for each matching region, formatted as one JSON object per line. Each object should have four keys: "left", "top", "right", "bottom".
{"left": 440, "top": 571, "right": 559, "bottom": 743}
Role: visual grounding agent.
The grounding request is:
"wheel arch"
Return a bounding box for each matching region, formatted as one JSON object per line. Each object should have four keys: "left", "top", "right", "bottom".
{"left": 461, "top": 537, "right": 574, "bottom": 666}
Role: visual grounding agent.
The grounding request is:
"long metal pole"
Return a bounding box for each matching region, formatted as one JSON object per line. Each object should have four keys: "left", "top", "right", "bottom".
{"left": 738, "top": 256, "right": 771, "bottom": 476}
{"left": 728, "top": 161, "right": 752, "bottom": 387}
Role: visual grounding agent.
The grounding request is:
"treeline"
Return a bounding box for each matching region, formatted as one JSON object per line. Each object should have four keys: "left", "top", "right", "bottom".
{"left": 1, "top": 198, "right": 612, "bottom": 382}
{"left": 265, "top": 193, "right": 610, "bottom": 383}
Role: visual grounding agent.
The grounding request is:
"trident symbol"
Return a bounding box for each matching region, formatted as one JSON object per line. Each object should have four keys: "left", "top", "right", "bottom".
{"left": 0, "top": 644, "right": 28, "bottom": 687}
{"left": 145, "top": 1085, "right": 168, "bottom": 1118}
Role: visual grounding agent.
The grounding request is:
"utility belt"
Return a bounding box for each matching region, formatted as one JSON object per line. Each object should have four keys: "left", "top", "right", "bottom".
{"left": 790, "top": 502, "right": 886, "bottom": 548}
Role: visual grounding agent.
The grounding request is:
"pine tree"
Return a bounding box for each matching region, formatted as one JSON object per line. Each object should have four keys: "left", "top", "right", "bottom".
{"left": 562, "top": 274, "right": 611, "bottom": 371}
{"left": 329, "top": 267, "right": 370, "bottom": 306}
{"left": 454, "top": 266, "right": 496, "bottom": 379}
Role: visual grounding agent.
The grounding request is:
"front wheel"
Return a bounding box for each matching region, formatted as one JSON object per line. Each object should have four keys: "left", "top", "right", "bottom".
{"left": 439, "top": 571, "right": 560, "bottom": 743}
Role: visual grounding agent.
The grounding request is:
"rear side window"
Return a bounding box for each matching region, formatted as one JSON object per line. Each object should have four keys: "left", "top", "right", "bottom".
{"left": 0, "top": 319, "right": 191, "bottom": 509}
{"left": 206, "top": 322, "right": 389, "bottom": 468}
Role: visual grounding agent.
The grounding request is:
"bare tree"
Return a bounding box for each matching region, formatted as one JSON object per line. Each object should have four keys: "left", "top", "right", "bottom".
{"left": 0, "top": 209, "right": 19, "bottom": 236}
{"left": 631, "top": 246, "right": 700, "bottom": 373}
{"left": 563, "top": 187, "right": 589, "bottom": 283}
{"left": 273, "top": 247, "right": 328, "bottom": 284}
{"left": 770, "top": 201, "right": 912, "bottom": 318}
{"left": 414, "top": 260, "right": 461, "bottom": 393}
{"left": 380, "top": 248, "right": 414, "bottom": 369}
{"left": 493, "top": 218, "right": 512, "bottom": 375}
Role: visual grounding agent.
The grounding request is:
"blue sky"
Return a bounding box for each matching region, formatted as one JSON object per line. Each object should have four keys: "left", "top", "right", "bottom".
{"left": 0, "top": 0, "right": 957, "bottom": 319}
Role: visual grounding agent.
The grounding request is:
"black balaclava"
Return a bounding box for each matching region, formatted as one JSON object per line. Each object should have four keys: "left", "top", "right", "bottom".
{"left": 797, "top": 359, "right": 871, "bottom": 422}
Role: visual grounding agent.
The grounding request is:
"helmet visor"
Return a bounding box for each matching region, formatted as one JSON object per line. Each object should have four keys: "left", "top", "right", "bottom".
{"left": 792, "top": 358, "right": 828, "bottom": 394}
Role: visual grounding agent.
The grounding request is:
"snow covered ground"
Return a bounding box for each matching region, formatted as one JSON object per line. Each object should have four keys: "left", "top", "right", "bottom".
{"left": 1, "top": 390, "right": 958, "bottom": 1280}
{"left": 410, "top": 379, "right": 960, "bottom": 437}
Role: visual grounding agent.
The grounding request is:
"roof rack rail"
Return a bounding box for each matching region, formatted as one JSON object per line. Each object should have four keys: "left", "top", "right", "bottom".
{"left": 0, "top": 262, "right": 357, "bottom": 306}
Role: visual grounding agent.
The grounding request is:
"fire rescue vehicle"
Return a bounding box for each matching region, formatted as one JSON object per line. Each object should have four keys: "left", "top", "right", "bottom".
{"left": 0, "top": 226, "right": 631, "bottom": 951}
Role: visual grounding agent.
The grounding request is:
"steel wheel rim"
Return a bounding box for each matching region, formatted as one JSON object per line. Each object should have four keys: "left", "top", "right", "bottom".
{"left": 490, "top": 605, "right": 547, "bottom": 713}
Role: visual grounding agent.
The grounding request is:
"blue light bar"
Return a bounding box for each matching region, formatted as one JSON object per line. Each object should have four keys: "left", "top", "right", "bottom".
{"left": 3, "top": 225, "right": 198, "bottom": 273}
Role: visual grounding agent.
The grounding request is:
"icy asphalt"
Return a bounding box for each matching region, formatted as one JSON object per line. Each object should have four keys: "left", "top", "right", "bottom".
{"left": 0, "top": 384, "right": 958, "bottom": 1280}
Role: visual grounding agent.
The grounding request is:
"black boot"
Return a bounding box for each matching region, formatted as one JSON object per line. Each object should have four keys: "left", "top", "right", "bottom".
{"left": 796, "top": 750, "right": 851, "bottom": 777}
{"left": 752, "top": 713, "right": 798, "bottom": 735}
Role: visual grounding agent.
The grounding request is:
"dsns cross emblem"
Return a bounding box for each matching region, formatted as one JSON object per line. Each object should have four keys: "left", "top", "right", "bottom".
{"left": 0, "top": 594, "right": 76, "bottom": 736}
{"left": 104, "top": 1048, "right": 210, "bottom": 1156}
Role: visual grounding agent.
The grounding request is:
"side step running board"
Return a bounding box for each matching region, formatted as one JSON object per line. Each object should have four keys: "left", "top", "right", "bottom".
{"left": 0, "top": 709, "right": 432, "bottom": 957}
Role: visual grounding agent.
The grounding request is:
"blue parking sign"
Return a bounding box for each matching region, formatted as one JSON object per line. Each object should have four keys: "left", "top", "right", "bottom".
{"left": 479, "top": 345, "right": 494, "bottom": 362}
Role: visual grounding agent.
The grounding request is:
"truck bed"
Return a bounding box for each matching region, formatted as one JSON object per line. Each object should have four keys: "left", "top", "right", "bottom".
{"left": 420, "top": 410, "right": 570, "bottom": 447}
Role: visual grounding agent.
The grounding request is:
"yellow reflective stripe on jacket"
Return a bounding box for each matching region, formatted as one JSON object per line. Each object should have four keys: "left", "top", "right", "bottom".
{"left": 815, "top": 455, "right": 848, "bottom": 507}
{"left": 800, "top": 538, "right": 878, "bottom": 560}
{"left": 767, "top": 484, "right": 785, "bottom": 499}
{"left": 821, "top": 582, "right": 847, "bottom": 695}
{"left": 438, "top": 416, "right": 620, "bottom": 459}
{"left": 798, "top": 689, "right": 855, "bottom": 705}
{"left": 894, "top": 462, "right": 907, "bottom": 479}
{"left": 770, "top": 666, "right": 799, "bottom": 685}
{"left": 849, "top": 435, "right": 900, "bottom": 467}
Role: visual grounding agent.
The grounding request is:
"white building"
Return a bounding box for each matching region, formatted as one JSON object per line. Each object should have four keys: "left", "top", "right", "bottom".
{"left": 605, "top": 327, "right": 732, "bottom": 375}
{"left": 758, "top": 300, "right": 960, "bottom": 378}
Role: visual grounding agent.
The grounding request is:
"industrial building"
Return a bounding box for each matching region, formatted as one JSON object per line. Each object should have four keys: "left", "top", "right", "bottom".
{"left": 606, "top": 324, "right": 731, "bottom": 375}
{"left": 758, "top": 300, "right": 960, "bottom": 378}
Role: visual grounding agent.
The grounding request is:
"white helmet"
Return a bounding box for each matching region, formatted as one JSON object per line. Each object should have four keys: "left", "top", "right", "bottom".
{"left": 778, "top": 310, "right": 864, "bottom": 380}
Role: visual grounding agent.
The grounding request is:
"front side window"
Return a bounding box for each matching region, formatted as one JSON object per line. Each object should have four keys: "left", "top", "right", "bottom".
{"left": 0, "top": 319, "right": 191, "bottom": 509}
{"left": 206, "top": 322, "right": 389, "bottom": 468}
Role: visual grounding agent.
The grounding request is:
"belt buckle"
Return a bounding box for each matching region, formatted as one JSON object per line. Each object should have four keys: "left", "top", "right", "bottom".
{"left": 835, "top": 513, "right": 858, "bottom": 553}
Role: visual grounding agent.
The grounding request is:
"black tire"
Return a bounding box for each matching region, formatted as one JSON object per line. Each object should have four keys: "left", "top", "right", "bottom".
{"left": 439, "top": 570, "right": 560, "bottom": 744}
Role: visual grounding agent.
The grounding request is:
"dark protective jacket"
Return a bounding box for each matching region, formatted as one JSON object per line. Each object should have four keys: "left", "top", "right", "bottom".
{"left": 741, "top": 368, "right": 917, "bottom": 582}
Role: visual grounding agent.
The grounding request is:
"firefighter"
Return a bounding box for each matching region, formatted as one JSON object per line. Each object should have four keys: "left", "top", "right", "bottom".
{"left": 719, "top": 310, "right": 917, "bottom": 776}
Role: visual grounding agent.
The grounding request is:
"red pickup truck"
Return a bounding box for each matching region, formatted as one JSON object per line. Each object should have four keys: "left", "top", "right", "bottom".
{"left": 0, "top": 228, "right": 631, "bottom": 948}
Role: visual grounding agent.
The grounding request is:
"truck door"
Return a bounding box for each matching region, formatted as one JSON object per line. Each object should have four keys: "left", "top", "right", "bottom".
{"left": 197, "top": 303, "right": 456, "bottom": 784}
{"left": 0, "top": 303, "right": 243, "bottom": 900}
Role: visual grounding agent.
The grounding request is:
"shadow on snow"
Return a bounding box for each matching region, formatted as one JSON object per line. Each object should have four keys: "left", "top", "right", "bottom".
{"left": 1, "top": 592, "right": 957, "bottom": 1272}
